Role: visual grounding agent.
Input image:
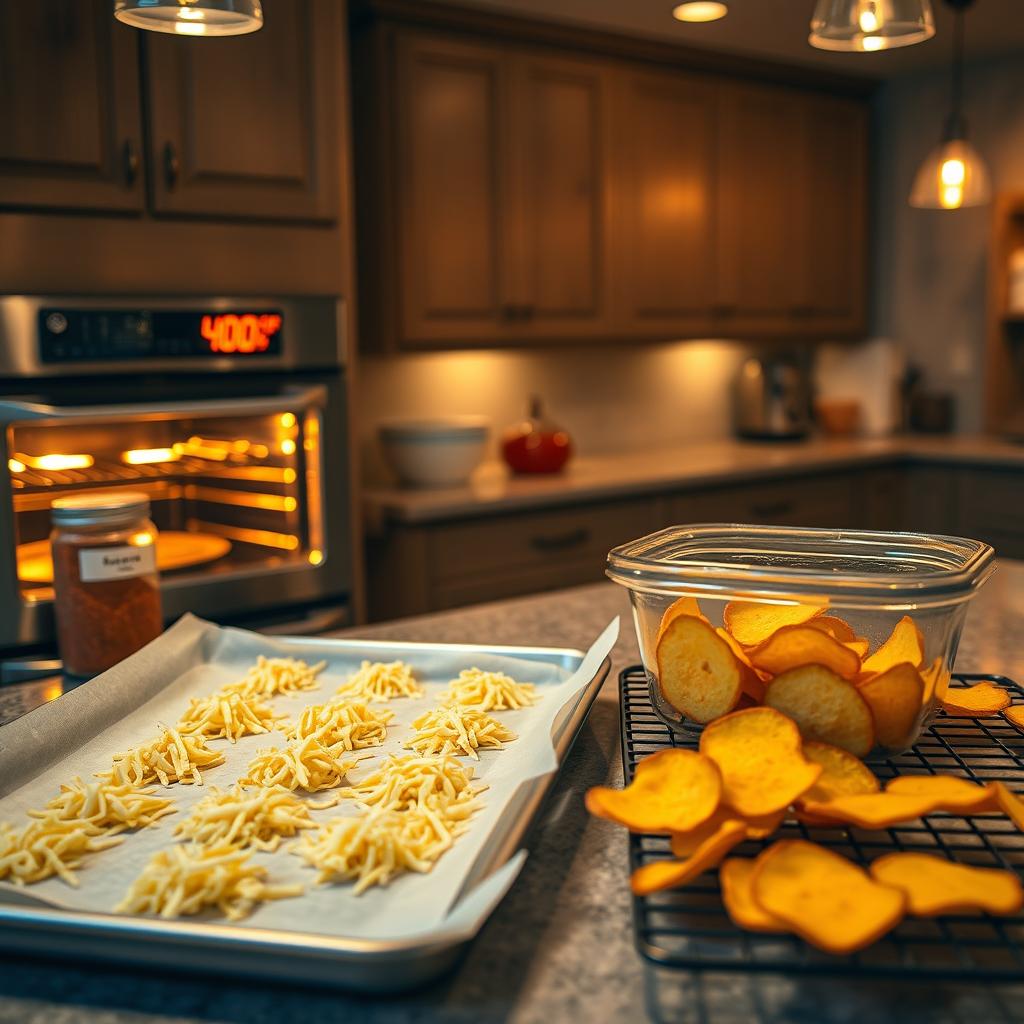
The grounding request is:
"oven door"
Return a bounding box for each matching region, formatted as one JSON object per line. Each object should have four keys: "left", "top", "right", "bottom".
{"left": 0, "top": 381, "right": 350, "bottom": 650}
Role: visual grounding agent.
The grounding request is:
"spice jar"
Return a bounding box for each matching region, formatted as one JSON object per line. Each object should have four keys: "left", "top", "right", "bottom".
{"left": 50, "top": 491, "right": 163, "bottom": 677}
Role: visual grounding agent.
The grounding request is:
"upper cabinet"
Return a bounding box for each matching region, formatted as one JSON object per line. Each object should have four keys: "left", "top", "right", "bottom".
{"left": 0, "top": 0, "right": 143, "bottom": 213}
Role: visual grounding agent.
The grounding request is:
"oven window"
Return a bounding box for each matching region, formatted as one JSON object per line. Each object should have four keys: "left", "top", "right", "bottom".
{"left": 8, "top": 404, "right": 324, "bottom": 604}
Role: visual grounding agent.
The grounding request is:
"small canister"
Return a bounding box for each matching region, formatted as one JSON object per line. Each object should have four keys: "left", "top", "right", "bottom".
{"left": 50, "top": 491, "right": 163, "bottom": 677}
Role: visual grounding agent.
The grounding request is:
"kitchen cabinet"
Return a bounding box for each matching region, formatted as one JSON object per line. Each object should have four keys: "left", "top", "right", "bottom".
{"left": 145, "top": 0, "right": 340, "bottom": 221}
{"left": 0, "top": 0, "right": 143, "bottom": 213}
{"left": 955, "top": 468, "right": 1024, "bottom": 558}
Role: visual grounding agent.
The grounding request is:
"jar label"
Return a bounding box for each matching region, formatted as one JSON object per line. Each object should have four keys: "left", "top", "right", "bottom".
{"left": 79, "top": 544, "right": 157, "bottom": 582}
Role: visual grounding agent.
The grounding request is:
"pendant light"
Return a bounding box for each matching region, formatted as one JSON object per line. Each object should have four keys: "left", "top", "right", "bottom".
{"left": 909, "top": 0, "right": 991, "bottom": 209}
{"left": 809, "top": 0, "right": 935, "bottom": 51}
{"left": 114, "top": 0, "right": 263, "bottom": 37}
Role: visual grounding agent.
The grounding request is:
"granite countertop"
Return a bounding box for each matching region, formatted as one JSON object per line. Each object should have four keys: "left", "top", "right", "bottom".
{"left": 2, "top": 565, "right": 1024, "bottom": 1023}
{"left": 363, "top": 434, "right": 1024, "bottom": 527}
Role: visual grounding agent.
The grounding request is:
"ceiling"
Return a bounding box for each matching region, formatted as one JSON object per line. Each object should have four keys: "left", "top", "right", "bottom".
{"left": 436, "top": 0, "right": 1024, "bottom": 78}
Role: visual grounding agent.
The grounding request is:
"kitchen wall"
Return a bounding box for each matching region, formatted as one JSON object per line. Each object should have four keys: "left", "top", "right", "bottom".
{"left": 358, "top": 340, "right": 751, "bottom": 483}
{"left": 873, "top": 53, "right": 1024, "bottom": 433}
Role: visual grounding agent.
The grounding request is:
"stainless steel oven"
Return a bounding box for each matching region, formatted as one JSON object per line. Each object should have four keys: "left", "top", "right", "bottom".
{"left": 0, "top": 295, "right": 352, "bottom": 665}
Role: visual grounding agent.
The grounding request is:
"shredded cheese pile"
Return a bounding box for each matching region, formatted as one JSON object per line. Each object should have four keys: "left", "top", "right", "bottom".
{"left": 405, "top": 706, "right": 517, "bottom": 760}
{"left": 33, "top": 777, "right": 175, "bottom": 831}
{"left": 335, "top": 660, "right": 423, "bottom": 702}
{"left": 238, "top": 735, "right": 359, "bottom": 792}
{"left": 116, "top": 842, "right": 302, "bottom": 920}
{"left": 441, "top": 668, "right": 538, "bottom": 711}
{"left": 292, "top": 806, "right": 467, "bottom": 894}
{"left": 221, "top": 655, "right": 327, "bottom": 699}
{"left": 105, "top": 727, "right": 225, "bottom": 787}
{"left": 279, "top": 699, "right": 392, "bottom": 751}
{"left": 177, "top": 691, "right": 280, "bottom": 744}
{"left": 343, "top": 754, "right": 483, "bottom": 820}
{"left": 173, "top": 784, "right": 335, "bottom": 851}
{"left": 0, "top": 817, "right": 124, "bottom": 887}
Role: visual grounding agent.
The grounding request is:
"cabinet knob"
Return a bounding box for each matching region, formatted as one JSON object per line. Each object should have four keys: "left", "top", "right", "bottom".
{"left": 163, "top": 142, "right": 180, "bottom": 190}
{"left": 122, "top": 139, "right": 139, "bottom": 186}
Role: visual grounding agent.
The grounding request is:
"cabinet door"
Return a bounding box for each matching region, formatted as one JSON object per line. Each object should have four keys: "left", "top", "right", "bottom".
{"left": 511, "top": 53, "right": 614, "bottom": 337}
{"left": 0, "top": 0, "right": 143, "bottom": 212}
{"left": 395, "top": 33, "right": 511, "bottom": 343}
{"left": 613, "top": 70, "right": 718, "bottom": 337}
{"left": 144, "top": 0, "right": 339, "bottom": 221}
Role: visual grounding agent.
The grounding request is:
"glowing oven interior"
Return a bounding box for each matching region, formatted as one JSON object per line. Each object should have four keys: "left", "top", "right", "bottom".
{"left": 8, "top": 405, "right": 324, "bottom": 604}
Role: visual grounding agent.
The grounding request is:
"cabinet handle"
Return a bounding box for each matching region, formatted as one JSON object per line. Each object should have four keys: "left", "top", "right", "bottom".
{"left": 790, "top": 305, "right": 815, "bottom": 317}
{"left": 500, "top": 305, "right": 535, "bottom": 321}
{"left": 529, "top": 527, "right": 590, "bottom": 553}
{"left": 122, "top": 139, "right": 139, "bottom": 186}
{"left": 712, "top": 304, "right": 737, "bottom": 316}
{"left": 750, "top": 500, "right": 795, "bottom": 519}
{"left": 163, "top": 142, "right": 180, "bottom": 190}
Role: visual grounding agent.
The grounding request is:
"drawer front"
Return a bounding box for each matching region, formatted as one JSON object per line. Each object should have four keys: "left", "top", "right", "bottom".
{"left": 428, "top": 498, "right": 656, "bottom": 582}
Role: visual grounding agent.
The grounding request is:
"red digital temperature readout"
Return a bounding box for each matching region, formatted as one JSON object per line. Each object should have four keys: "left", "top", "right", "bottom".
{"left": 200, "top": 313, "right": 283, "bottom": 354}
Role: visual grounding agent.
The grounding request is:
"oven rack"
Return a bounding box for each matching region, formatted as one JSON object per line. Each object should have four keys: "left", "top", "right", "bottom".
{"left": 619, "top": 665, "right": 1024, "bottom": 982}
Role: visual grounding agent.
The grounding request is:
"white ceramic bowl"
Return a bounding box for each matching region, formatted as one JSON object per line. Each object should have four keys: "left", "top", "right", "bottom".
{"left": 378, "top": 416, "right": 489, "bottom": 488}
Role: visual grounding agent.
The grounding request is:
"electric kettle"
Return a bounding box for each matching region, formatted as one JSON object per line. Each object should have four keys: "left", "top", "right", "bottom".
{"left": 733, "top": 357, "right": 811, "bottom": 440}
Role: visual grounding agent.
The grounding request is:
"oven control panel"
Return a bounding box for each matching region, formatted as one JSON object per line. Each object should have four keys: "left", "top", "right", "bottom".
{"left": 38, "top": 308, "right": 284, "bottom": 363}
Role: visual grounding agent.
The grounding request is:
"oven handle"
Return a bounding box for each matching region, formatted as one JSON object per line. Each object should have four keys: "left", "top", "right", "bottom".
{"left": 0, "top": 386, "right": 328, "bottom": 422}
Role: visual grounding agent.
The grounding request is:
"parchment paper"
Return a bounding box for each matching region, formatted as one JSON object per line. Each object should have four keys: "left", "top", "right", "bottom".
{"left": 0, "top": 614, "right": 617, "bottom": 946}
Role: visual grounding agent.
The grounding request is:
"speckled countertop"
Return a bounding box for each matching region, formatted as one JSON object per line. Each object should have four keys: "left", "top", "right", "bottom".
{"left": 364, "top": 434, "right": 1024, "bottom": 527}
{"left": 2, "top": 564, "right": 1024, "bottom": 1024}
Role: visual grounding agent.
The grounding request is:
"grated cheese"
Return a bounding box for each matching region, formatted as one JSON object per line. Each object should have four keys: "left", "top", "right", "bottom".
{"left": 105, "top": 726, "right": 225, "bottom": 787}
{"left": 220, "top": 655, "right": 327, "bottom": 699}
{"left": 174, "top": 784, "right": 335, "bottom": 851}
{"left": 116, "top": 842, "right": 302, "bottom": 920}
{"left": 238, "top": 735, "right": 359, "bottom": 792}
{"left": 335, "top": 660, "right": 423, "bottom": 702}
{"left": 0, "top": 816, "right": 123, "bottom": 887}
{"left": 177, "top": 690, "right": 281, "bottom": 744}
{"left": 342, "top": 754, "right": 483, "bottom": 820}
{"left": 279, "top": 699, "right": 392, "bottom": 751}
{"left": 292, "top": 805, "right": 467, "bottom": 894}
{"left": 441, "top": 668, "right": 539, "bottom": 711}
{"left": 32, "top": 776, "right": 175, "bottom": 831}
{"left": 405, "top": 706, "right": 517, "bottom": 760}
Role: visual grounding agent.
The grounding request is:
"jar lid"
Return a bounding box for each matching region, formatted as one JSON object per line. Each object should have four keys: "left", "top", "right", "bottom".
{"left": 51, "top": 491, "right": 151, "bottom": 529}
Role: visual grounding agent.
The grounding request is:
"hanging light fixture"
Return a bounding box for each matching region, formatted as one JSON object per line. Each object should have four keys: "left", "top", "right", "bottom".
{"left": 114, "top": 0, "right": 263, "bottom": 37}
{"left": 809, "top": 0, "right": 935, "bottom": 51}
{"left": 909, "top": 0, "right": 991, "bottom": 209}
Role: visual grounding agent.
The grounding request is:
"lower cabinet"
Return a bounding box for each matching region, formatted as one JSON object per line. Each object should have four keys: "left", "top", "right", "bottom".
{"left": 955, "top": 468, "right": 1024, "bottom": 558}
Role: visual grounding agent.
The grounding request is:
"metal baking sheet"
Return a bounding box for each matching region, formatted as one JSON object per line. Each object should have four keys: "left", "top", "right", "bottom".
{"left": 0, "top": 621, "right": 613, "bottom": 991}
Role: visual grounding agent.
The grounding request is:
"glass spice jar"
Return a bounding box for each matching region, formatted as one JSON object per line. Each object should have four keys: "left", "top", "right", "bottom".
{"left": 50, "top": 491, "right": 163, "bottom": 677}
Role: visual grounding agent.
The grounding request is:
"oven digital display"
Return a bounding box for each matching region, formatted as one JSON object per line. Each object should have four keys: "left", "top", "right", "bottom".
{"left": 38, "top": 309, "right": 285, "bottom": 363}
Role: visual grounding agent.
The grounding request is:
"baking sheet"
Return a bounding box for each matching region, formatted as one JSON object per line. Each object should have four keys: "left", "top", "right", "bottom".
{"left": 0, "top": 614, "right": 618, "bottom": 948}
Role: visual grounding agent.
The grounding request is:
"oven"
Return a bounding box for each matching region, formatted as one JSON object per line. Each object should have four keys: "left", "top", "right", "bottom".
{"left": 0, "top": 295, "right": 352, "bottom": 670}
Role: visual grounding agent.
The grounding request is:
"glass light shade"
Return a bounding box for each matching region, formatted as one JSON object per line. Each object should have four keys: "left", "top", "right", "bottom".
{"left": 113, "top": 0, "right": 263, "bottom": 36}
{"left": 672, "top": 2, "right": 728, "bottom": 22}
{"left": 909, "top": 137, "right": 991, "bottom": 209}
{"left": 809, "top": 0, "right": 935, "bottom": 51}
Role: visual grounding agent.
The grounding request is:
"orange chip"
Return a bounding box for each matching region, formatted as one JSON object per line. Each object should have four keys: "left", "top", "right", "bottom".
{"left": 942, "top": 682, "right": 1012, "bottom": 717}
{"left": 1005, "top": 706, "right": 1024, "bottom": 730}
{"left": 801, "top": 740, "right": 879, "bottom": 803}
{"left": 885, "top": 774, "right": 998, "bottom": 814}
{"left": 870, "top": 852, "right": 1023, "bottom": 917}
{"left": 751, "top": 840, "right": 905, "bottom": 954}
{"left": 584, "top": 749, "right": 721, "bottom": 834}
{"left": 720, "top": 858, "right": 788, "bottom": 933}
{"left": 858, "top": 663, "right": 924, "bottom": 751}
{"left": 631, "top": 819, "right": 747, "bottom": 896}
{"left": 993, "top": 783, "right": 1024, "bottom": 831}
{"left": 716, "top": 627, "right": 768, "bottom": 703}
{"left": 699, "top": 707, "right": 822, "bottom": 817}
{"left": 861, "top": 615, "right": 925, "bottom": 677}
{"left": 920, "top": 657, "right": 950, "bottom": 703}
{"left": 670, "top": 808, "right": 784, "bottom": 858}
{"left": 656, "top": 614, "right": 744, "bottom": 724}
{"left": 845, "top": 638, "right": 870, "bottom": 659}
{"left": 749, "top": 625, "right": 861, "bottom": 680}
{"left": 763, "top": 665, "right": 874, "bottom": 758}
{"left": 806, "top": 616, "right": 856, "bottom": 643}
{"left": 656, "top": 596, "right": 705, "bottom": 645}
{"left": 723, "top": 600, "right": 826, "bottom": 648}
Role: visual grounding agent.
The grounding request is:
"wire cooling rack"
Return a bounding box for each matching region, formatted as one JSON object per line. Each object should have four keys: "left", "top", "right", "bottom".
{"left": 620, "top": 666, "right": 1024, "bottom": 981}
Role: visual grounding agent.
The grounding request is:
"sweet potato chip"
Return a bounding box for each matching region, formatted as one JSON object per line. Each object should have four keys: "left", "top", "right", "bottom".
{"left": 942, "top": 682, "right": 1012, "bottom": 717}
{"left": 751, "top": 839, "right": 906, "bottom": 954}
{"left": 861, "top": 615, "right": 925, "bottom": 677}
{"left": 699, "top": 707, "right": 822, "bottom": 817}
{"left": 720, "top": 858, "right": 788, "bottom": 933}
{"left": 716, "top": 627, "right": 768, "bottom": 702}
{"left": 1005, "top": 706, "right": 1024, "bottom": 731}
{"left": 584, "top": 749, "right": 721, "bottom": 833}
{"left": 920, "top": 657, "right": 950, "bottom": 703}
{"left": 631, "top": 819, "right": 747, "bottom": 896}
{"left": 870, "top": 852, "right": 1023, "bottom": 917}
{"left": 993, "top": 783, "right": 1024, "bottom": 831}
{"left": 749, "top": 625, "right": 861, "bottom": 680}
{"left": 764, "top": 666, "right": 874, "bottom": 758}
{"left": 806, "top": 616, "right": 856, "bottom": 643}
{"left": 723, "top": 600, "right": 826, "bottom": 648}
{"left": 670, "top": 808, "right": 784, "bottom": 858}
{"left": 656, "top": 615, "right": 745, "bottom": 724}
{"left": 858, "top": 663, "right": 924, "bottom": 750}
{"left": 801, "top": 740, "right": 879, "bottom": 802}
{"left": 656, "top": 596, "right": 705, "bottom": 645}
{"left": 885, "top": 775, "right": 998, "bottom": 814}
{"left": 845, "top": 638, "right": 870, "bottom": 659}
